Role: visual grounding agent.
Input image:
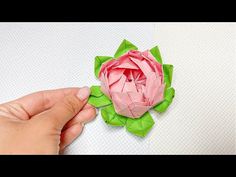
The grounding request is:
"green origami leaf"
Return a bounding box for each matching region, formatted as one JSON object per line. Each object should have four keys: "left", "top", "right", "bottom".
{"left": 101, "top": 104, "right": 127, "bottom": 126}
{"left": 150, "top": 46, "right": 162, "bottom": 64}
{"left": 153, "top": 87, "right": 175, "bottom": 113}
{"left": 114, "top": 39, "right": 138, "bottom": 58}
{"left": 90, "top": 85, "right": 103, "bottom": 97}
{"left": 126, "top": 112, "right": 155, "bottom": 137}
{"left": 163, "top": 64, "right": 173, "bottom": 88}
{"left": 94, "top": 56, "right": 113, "bottom": 78}
{"left": 88, "top": 95, "right": 112, "bottom": 108}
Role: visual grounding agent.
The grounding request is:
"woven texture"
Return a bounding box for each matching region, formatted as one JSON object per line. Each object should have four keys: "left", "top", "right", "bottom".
{"left": 0, "top": 23, "right": 235, "bottom": 154}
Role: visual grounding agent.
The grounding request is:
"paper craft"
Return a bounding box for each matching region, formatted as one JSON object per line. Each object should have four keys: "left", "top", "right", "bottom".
{"left": 88, "top": 39, "right": 175, "bottom": 137}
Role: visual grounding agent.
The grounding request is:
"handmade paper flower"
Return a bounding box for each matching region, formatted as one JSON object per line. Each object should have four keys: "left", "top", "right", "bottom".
{"left": 88, "top": 39, "right": 175, "bottom": 137}
{"left": 99, "top": 50, "right": 165, "bottom": 118}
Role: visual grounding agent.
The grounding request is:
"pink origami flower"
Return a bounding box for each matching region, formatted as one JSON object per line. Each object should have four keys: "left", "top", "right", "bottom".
{"left": 99, "top": 50, "right": 165, "bottom": 118}
{"left": 88, "top": 39, "right": 175, "bottom": 137}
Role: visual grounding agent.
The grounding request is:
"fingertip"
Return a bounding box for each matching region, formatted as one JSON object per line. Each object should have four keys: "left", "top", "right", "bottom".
{"left": 83, "top": 103, "right": 94, "bottom": 110}
{"left": 76, "top": 86, "right": 90, "bottom": 101}
{"left": 70, "top": 123, "right": 83, "bottom": 135}
{"left": 60, "top": 123, "right": 83, "bottom": 150}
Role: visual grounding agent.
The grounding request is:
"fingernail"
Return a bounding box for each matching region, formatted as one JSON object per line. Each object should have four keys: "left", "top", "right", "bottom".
{"left": 76, "top": 86, "right": 90, "bottom": 101}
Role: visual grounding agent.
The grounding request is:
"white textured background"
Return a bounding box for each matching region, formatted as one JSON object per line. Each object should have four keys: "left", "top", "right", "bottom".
{"left": 0, "top": 23, "right": 235, "bottom": 154}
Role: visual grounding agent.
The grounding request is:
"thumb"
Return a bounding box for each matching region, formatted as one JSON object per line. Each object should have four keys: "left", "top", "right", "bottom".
{"left": 36, "top": 86, "right": 90, "bottom": 130}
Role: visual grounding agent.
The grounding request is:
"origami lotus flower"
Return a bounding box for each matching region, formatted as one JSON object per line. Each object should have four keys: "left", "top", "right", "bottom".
{"left": 88, "top": 39, "right": 175, "bottom": 137}
{"left": 99, "top": 50, "right": 165, "bottom": 118}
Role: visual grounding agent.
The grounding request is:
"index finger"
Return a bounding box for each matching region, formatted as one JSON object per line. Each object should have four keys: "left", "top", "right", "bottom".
{"left": 8, "top": 87, "right": 81, "bottom": 117}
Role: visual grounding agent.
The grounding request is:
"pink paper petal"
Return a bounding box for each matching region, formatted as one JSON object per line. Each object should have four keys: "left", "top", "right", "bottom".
{"left": 123, "top": 81, "right": 137, "bottom": 93}
{"left": 111, "top": 92, "right": 134, "bottom": 117}
{"left": 141, "top": 50, "right": 163, "bottom": 80}
{"left": 130, "top": 103, "right": 151, "bottom": 118}
{"left": 100, "top": 83, "right": 111, "bottom": 98}
{"left": 135, "top": 79, "right": 146, "bottom": 85}
{"left": 144, "top": 72, "right": 162, "bottom": 104}
{"left": 100, "top": 73, "right": 111, "bottom": 98}
{"left": 114, "top": 62, "right": 139, "bottom": 70}
{"left": 108, "top": 68, "right": 125, "bottom": 85}
{"left": 114, "top": 55, "right": 139, "bottom": 69}
{"left": 130, "top": 57, "right": 153, "bottom": 77}
{"left": 116, "top": 107, "right": 134, "bottom": 118}
{"left": 110, "top": 74, "right": 126, "bottom": 93}
{"left": 142, "top": 50, "right": 156, "bottom": 62}
{"left": 138, "top": 73, "right": 146, "bottom": 81}
{"left": 128, "top": 70, "right": 134, "bottom": 81}
{"left": 136, "top": 84, "right": 142, "bottom": 91}
{"left": 132, "top": 70, "right": 141, "bottom": 80}
{"left": 152, "top": 84, "right": 165, "bottom": 105}
{"left": 128, "top": 91, "right": 144, "bottom": 103}
{"left": 99, "top": 59, "right": 117, "bottom": 78}
{"left": 141, "top": 85, "right": 146, "bottom": 94}
{"left": 128, "top": 50, "right": 143, "bottom": 60}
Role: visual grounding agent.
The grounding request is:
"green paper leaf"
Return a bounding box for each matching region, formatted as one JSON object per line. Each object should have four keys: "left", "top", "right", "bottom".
{"left": 94, "top": 56, "right": 113, "bottom": 78}
{"left": 153, "top": 87, "right": 175, "bottom": 113}
{"left": 150, "top": 46, "right": 162, "bottom": 64}
{"left": 153, "top": 100, "right": 169, "bottom": 113}
{"left": 114, "top": 39, "right": 138, "bottom": 58}
{"left": 90, "top": 85, "right": 103, "bottom": 97}
{"left": 101, "top": 104, "right": 127, "bottom": 126}
{"left": 165, "top": 87, "right": 175, "bottom": 103}
{"left": 88, "top": 95, "right": 112, "bottom": 108}
{"left": 125, "top": 112, "right": 155, "bottom": 137}
{"left": 163, "top": 64, "right": 173, "bottom": 88}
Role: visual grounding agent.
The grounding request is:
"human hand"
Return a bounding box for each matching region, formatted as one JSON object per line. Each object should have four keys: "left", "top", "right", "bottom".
{"left": 0, "top": 87, "right": 96, "bottom": 154}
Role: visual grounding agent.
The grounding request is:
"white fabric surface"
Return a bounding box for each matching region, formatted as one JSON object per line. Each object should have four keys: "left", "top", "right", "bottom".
{"left": 0, "top": 23, "right": 235, "bottom": 154}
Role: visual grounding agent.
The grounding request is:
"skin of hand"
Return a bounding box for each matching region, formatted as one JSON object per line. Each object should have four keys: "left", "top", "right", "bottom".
{"left": 0, "top": 87, "right": 97, "bottom": 154}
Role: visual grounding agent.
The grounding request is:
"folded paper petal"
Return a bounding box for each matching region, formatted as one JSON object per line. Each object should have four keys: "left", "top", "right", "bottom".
{"left": 145, "top": 72, "right": 163, "bottom": 104}
{"left": 142, "top": 50, "right": 156, "bottom": 62}
{"left": 110, "top": 74, "right": 126, "bottom": 93}
{"left": 130, "top": 103, "right": 151, "bottom": 118}
{"left": 130, "top": 57, "right": 153, "bottom": 77}
{"left": 99, "top": 59, "right": 119, "bottom": 78}
{"left": 128, "top": 50, "right": 143, "bottom": 60}
{"left": 111, "top": 92, "right": 134, "bottom": 117}
{"left": 100, "top": 73, "right": 111, "bottom": 98}
{"left": 128, "top": 91, "right": 145, "bottom": 103}
{"left": 123, "top": 81, "right": 137, "bottom": 93}
{"left": 108, "top": 68, "right": 125, "bottom": 85}
{"left": 152, "top": 84, "right": 165, "bottom": 105}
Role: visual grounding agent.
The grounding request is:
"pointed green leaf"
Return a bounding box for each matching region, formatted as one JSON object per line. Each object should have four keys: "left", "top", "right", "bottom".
{"left": 125, "top": 112, "right": 154, "bottom": 137}
{"left": 114, "top": 39, "right": 138, "bottom": 58}
{"left": 150, "top": 46, "right": 162, "bottom": 64}
{"left": 90, "top": 85, "right": 103, "bottom": 97}
{"left": 163, "top": 64, "right": 173, "bottom": 88}
{"left": 101, "top": 104, "right": 127, "bottom": 126}
{"left": 165, "top": 87, "right": 175, "bottom": 103}
{"left": 153, "top": 100, "right": 169, "bottom": 113}
{"left": 94, "top": 56, "right": 113, "bottom": 78}
{"left": 88, "top": 95, "right": 112, "bottom": 108}
{"left": 153, "top": 87, "right": 175, "bottom": 113}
